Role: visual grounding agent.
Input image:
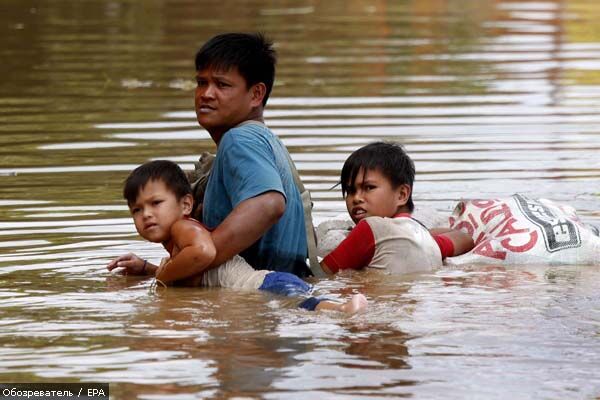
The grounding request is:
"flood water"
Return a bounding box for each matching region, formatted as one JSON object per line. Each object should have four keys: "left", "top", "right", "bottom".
{"left": 1, "top": 0, "right": 600, "bottom": 398}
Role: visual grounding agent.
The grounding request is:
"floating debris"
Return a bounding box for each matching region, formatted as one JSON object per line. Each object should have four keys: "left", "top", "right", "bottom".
{"left": 121, "top": 79, "right": 153, "bottom": 89}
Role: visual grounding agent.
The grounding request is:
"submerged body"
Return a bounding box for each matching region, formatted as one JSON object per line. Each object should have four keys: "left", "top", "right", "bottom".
{"left": 108, "top": 160, "right": 367, "bottom": 314}
{"left": 323, "top": 214, "right": 453, "bottom": 274}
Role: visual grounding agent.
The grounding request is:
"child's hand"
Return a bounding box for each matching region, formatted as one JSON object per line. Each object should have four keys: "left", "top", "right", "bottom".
{"left": 106, "top": 253, "right": 149, "bottom": 275}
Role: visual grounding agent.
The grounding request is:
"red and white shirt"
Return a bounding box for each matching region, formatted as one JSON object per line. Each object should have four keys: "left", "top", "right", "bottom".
{"left": 323, "top": 213, "right": 454, "bottom": 274}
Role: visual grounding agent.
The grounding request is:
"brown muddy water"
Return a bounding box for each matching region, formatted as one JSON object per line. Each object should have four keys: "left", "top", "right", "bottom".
{"left": 1, "top": 0, "right": 600, "bottom": 399}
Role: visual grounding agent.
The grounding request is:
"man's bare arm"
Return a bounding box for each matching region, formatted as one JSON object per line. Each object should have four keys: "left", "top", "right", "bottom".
{"left": 209, "top": 191, "right": 285, "bottom": 268}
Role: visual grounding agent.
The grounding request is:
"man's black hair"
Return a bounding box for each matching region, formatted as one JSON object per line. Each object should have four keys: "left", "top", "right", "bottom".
{"left": 340, "top": 142, "right": 415, "bottom": 212}
{"left": 195, "top": 32, "right": 276, "bottom": 106}
{"left": 123, "top": 160, "right": 192, "bottom": 206}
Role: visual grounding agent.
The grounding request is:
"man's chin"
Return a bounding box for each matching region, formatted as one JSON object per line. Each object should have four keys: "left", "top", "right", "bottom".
{"left": 196, "top": 118, "right": 212, "bottom": 129}
{"left": 196, "top": 120, "right": 226, "bottom": 138}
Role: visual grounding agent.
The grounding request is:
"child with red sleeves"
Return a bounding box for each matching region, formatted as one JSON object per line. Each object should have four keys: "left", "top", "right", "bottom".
{"left": 320, "top": 142, "right": 474, "bottom": 275}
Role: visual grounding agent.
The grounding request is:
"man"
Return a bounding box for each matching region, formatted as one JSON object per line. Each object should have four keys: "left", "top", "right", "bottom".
{"left": 194, "top": 33, "right": 311, "bottom": 277}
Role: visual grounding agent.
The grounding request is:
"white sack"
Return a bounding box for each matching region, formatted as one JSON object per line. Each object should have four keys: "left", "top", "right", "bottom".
{"left": 446, "top": 194, "right": 600, "bottom": 265}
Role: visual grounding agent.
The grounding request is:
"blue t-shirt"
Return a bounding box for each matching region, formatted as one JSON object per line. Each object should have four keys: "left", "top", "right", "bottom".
{"left": 203, "top": 122, "right": 311, "bottom": 277}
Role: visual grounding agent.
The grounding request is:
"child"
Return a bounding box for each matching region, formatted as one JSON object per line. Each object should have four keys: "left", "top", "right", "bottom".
{"left": 320, "top": 142, "right": 474, "bottom": 275}
{"left": 106, "top": 160, "right": 367, "bottom": 313}
{"left": 193, "top": 32, "right": 311, "bottom": 277}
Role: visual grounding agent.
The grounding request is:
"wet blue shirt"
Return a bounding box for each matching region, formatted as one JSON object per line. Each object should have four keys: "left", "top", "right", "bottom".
{"left": 202, "top": 122, "right": 311, "bottom": 277}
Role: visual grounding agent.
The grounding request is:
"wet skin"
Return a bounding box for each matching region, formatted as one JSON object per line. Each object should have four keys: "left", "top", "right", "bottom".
{"left": 194, "top": 66, "right": 264, "bottom": 144}
{"left": 129, "top": 179, "right": 192, "bottom": 244}
{"left": 344, "top": 168, "right": 410, "bottom": 224}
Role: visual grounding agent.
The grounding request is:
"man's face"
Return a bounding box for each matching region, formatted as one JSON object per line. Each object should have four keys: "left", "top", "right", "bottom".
{"left": 194, "top": 66, "right": 260, "bottom": 142}
{"left": 344, "top": 168, "right": 410, "bottom": 224}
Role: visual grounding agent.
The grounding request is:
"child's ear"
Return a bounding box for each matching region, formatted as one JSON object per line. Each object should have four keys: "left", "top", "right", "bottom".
{"left": 396, "top": 184, "right": 411, "bottom": 207}
{"left": 250, "top": 82, "right": 267, "bottom": 108}
{"left": 181, "top": 194, "right": 194, "bottom": 216}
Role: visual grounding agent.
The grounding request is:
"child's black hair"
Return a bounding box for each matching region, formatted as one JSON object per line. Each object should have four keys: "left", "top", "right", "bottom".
{"left": 195, "top": 32, "right": 276, "bottom": 107}
{"left": 341, "top": 142, "right": 415, "bottom": 212}
{"left": 123, "top": 160, "right": 192, "bottom": 206}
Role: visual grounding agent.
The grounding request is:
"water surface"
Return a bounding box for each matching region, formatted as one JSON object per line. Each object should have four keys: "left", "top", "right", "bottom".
{"left": 1, "top": 0, "right": 599, "bottom": 398}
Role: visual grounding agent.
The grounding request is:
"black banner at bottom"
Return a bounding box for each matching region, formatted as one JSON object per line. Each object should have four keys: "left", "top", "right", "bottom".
{"left": 0, "top": 383, "right": 108, "bottom": 400}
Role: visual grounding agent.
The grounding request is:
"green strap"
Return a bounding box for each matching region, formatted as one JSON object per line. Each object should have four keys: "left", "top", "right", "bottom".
{"left": 283, "top": 149, "right": 326, "bottom": 278}
{"left": 237, "top": 121, "right": 326, "bottom": 277}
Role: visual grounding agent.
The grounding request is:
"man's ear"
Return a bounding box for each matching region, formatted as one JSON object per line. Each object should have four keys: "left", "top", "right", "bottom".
{"left": 181, "top": 194, "right": 194, "bottom": 216}
{"left": 396, "top": 184, "right": 411, "bottom": 207}
{"left": 250, "top": 82, "right": 267, "bottom": 108}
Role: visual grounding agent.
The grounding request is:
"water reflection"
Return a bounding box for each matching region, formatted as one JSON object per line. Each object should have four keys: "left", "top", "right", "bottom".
{"left": 1, "top": 0, "right": 600, "bottom": 398}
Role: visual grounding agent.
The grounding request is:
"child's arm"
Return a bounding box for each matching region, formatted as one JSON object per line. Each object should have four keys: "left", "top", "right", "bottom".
{"left": 430, "top": 227, "right": 474, "bottom": 257}
{"left": 319, "top": 220, "right": 375, "bottom": 275}
{"left": 320, "top": 261, "right": 334, "bottom": 275}
{"left": 156, "top": 220, "right": 217, "bottom": 284}
{"left": 106, "top": 253, "right": 159, "bottom": 276}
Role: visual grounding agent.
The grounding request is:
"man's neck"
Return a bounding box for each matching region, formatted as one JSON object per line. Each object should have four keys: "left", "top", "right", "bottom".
{"left": 210, "top": 115, "right": 265, "bottom": 146}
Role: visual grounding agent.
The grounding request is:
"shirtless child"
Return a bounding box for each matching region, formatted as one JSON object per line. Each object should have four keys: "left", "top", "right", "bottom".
{"left": 107, "top": 160, "right": 367, "bottom": 313}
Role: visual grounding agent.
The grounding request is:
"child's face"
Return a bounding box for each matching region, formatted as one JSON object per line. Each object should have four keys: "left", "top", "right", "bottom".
{"left": 129, "top": 179, "right": 192, "bottom": 243}
{"left": 344, "top": 168, "right": 410, "bottom": 224}
{"left": 194, "top": 66, "right": 262, "bottom": 140}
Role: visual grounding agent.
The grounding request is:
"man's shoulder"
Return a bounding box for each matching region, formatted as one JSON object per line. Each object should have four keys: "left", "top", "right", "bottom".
{"left": 218, "top": 124, "right": 271, "bottom": 153}
{"left": 226, "top": 121, "right": 273, "bottom": 139}
{"left": 218, "top": 122, "right": 285, "bottom": 166}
